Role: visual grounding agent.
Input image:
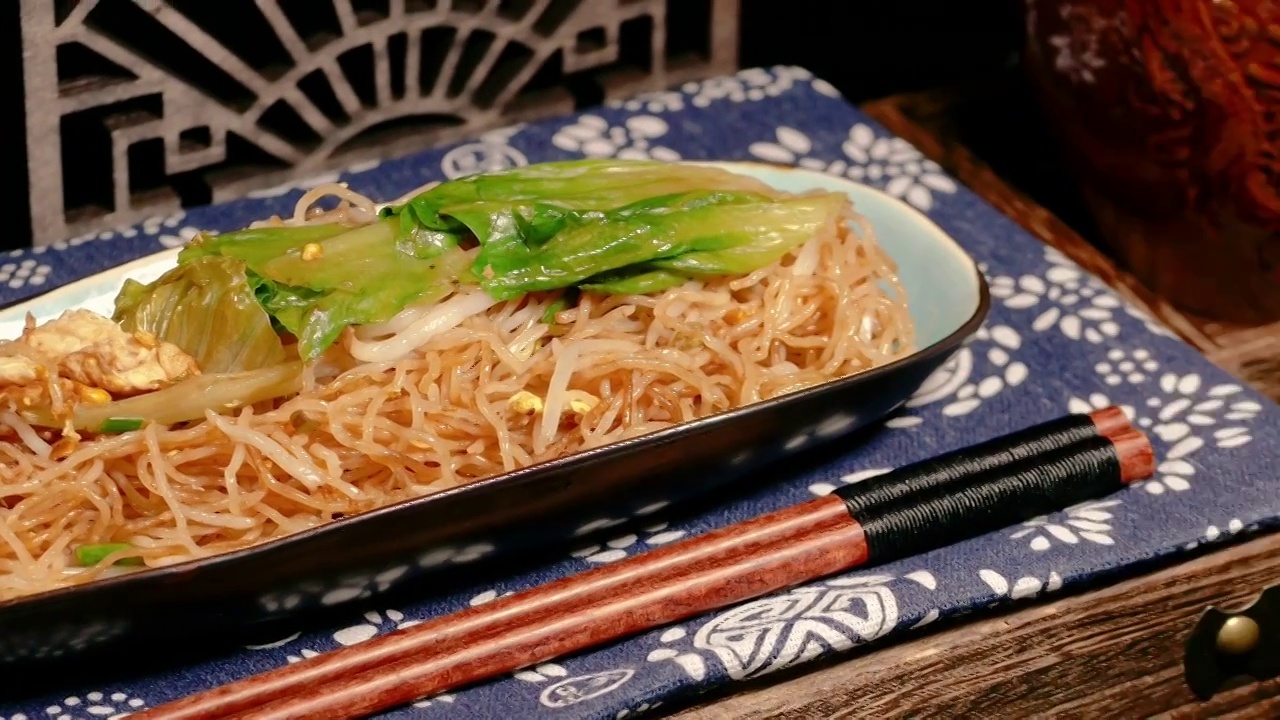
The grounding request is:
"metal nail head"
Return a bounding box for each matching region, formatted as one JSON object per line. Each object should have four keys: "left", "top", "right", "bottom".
{"left": 1215, "top": 615, "right": 1261, "bottom": 656}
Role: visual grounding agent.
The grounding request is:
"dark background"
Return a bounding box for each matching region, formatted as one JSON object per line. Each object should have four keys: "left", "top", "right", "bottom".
{"left": 3, "top": 0, "right": 1083, "bottom": 251}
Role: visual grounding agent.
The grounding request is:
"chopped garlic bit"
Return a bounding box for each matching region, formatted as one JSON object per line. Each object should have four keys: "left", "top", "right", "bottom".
{"left": 565, "top": 390, "right": 600, "bottom": 416}
{"left": 76, "top": 386, "right": 112, "bottom": 405}
{"left": 508, "top": 390, "right": 543, "bottom": 415}
{"left": 301, "top": 243, "right": 324, "bottom": 261}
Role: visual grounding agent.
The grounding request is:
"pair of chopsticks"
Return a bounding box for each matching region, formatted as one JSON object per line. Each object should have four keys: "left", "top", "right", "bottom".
{"left": 135, "top": 407, "right": 1153, "bottom": 720}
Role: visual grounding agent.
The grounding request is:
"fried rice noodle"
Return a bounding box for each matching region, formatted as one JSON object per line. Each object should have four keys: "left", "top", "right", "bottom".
{"left": 0, "top": 178, "right": 916, "bottom": 600}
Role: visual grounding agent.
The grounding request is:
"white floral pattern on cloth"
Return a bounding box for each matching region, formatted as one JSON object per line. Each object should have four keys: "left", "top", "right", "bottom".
{"left": 1183, "top": 517, "right": 1259, "bottom": 551}
{"left": 13, "top": 691, "right": 147, "bottom": 720}
{"left": 1011, "top": 500, "right": 1122, "bottom": 551}
{"left": 279, "top": 607, "right": 421, "bottom": 664}
{"left": 748, "top": 125, "right": 958, "bottom": 211}
{"left": 521, "top": 667, "right": 639, "bottom": 709}
{"left": 808, "top": 467, "right": 894, "bottom": 497}
{"left": 979, "top": 568, "right": 1064, "bottom": 600}
{"left": 0, "top": 259, "right": 52, "bottom": 291}
{"left": 570, "top": 522, "right": 688, "bottom": 564}
{"left": 645, "top": 572, "right": 938, "bottom": 682}
{"left": 552, "top": 115, "right": 680, "bottom": 161}
{"left": 440, "top": 125, "right": 529, "bottom": 179}
{"left": 609, "top": 66, "right": 838, "bottom": 113}
{"left": 17, "top": 210, "right": 190, "bottom": 257}
{"left": 989, "top": 246, "right": 1126, "bottom": 343}
{"left": 1068, "top": 366, "right": 1261, "bottom": 494}
{"left": 896, "top": 323, "right": 1029, "bottom": 422}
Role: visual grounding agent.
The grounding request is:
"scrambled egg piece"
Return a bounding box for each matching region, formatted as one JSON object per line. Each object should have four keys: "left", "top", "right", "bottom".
{"left": 0, "top": 355, "right": 41, "bottom": 386}
{"left": 565, "top": 390, "right": 599, "bottom": 415}
{"left": 2, "top": 310, "right": 199, "bottom": 399}
{"left": 506, "top": 389, "right": 599, "bottom": 416}
{"left": 508, "top": 390, "right": 543, "bottom": 415}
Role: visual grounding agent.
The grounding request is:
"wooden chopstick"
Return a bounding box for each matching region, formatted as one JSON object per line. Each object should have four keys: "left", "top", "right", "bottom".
{"left": 134, "top": 416, "right": 1153, "bottom": 720}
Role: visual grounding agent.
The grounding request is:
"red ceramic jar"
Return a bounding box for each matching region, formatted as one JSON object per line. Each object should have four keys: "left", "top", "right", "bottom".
{"left": 1023, "top": 0, "right": 1280, "bottom": 324}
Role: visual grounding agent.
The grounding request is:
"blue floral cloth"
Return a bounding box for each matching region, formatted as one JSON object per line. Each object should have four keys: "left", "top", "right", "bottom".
{"left": 3, "top": 66, "right": 1278, "bottom": 720}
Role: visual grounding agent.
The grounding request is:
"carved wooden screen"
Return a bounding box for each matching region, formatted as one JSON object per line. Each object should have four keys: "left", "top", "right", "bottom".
{"left": 20, "top": 0, "right": 739, "bottom": 246}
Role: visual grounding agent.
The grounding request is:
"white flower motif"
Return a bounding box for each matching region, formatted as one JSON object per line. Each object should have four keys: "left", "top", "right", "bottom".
{"left": 646, "top": 626, "right": 708, "bottom": 681}
{"left": 468, "top": 588, "right": 514, "bottom": 606}
{"left": 411, "top": 693, "right": 456, "bottom": 709}
{"left": 990, "top": 247, "right": 1124, "bottom": 343}
{"left": 441, "top": 124, "right": 528, "bottom": 179}
{"left": 571, "top": 522, "right": 687, "bottom": 564}
{"left": 748, "top": 125, "right": 958, "bottom": 211}
{"left": 1184, "top": 518, "right": 1250, "bottom": 550}
{"left": 330, "top": 608, "right": 421, "bottom": 647}
{"left": 415, "top": 542, "right": 496, "bottom": 568}
{"left": 34, "top": 691, "right": 147, "bottom": 720}
{"left": 1011, "top": 500, "right": 1122, "bottom": 551}
{"left": 157, "top": 226, "right": 200, "bottom": 249}
{"left": 1123, "top": 303, "right": 1179, "bottom": 339}
{"left": 285, "top": 647, "right": 321, "bottom": 664}
{"left": 610, "top": 67, "right": 818, "bottom": 112}
{"left": 808, "top": 467, "right": 893, "bottom": 497}
{"left": 0, "top": 259, "right": 52, "bottom": 290}
{"left": 613, "top": 90, "right": 687, "bottom": 113}
{"left": 896, "top": 324, "right": 1028, "bottom": 422}
{"left": 1094, "top": 347, "right": 1159, "bottom": 386}
{"left": 149, "top": 211, "right": 185, "bottom": 233}
{"left": 979, "top": 568, "right": 1064, "bottom": 600}
{"left": 282, "top": 608, "right": 421, "bottom": 664}
{"left": 1068, "top": 372, "right": 1260, "bottom": 494}
{"left": 513, "top": 662, "right": 569, "bottom": 683}
{"left": 552, "top": 114, "right": 680, "bottom": 161}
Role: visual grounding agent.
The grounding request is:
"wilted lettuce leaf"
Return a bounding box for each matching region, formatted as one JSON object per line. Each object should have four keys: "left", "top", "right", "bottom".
{"left": 113, "top": 256, "right": 287, "bottom": 373}
{"left": 150, "top": 160, "right": 847, "bottom": 362}
{"left": 183, "top": 217, "right": 475, "bottom": 360}
{"left": 462, "top": 191, "right": 845, "bottom": 300}
{"left": 579, "top": 268, "right": 691, "bottom": 295}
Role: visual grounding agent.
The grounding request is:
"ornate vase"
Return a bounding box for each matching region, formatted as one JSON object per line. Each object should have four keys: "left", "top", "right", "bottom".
{"left": 1023, "top": 0, "right": 1280, "bottom": 324}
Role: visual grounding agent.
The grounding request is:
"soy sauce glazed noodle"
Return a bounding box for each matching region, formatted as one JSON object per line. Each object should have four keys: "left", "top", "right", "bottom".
{"left": 0, "top": 161, "right": 914, "bottom": 600}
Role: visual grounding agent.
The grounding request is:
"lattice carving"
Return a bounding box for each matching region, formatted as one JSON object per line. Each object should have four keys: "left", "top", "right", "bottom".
{"left": 20, "top": 0, "right": 739, "bottom": 246}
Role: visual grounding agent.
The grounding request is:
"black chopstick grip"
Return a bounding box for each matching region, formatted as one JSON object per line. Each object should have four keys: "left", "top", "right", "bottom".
{"left": 839, "top": 412, "right": 1112, "bottom": 516}
{"left": 845, "top": 435, "right": 1123, "bottom": 565}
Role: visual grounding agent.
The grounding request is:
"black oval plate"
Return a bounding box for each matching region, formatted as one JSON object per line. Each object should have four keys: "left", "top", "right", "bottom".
{"left": 0, "top": 165, "right": 991, "bottom": 671}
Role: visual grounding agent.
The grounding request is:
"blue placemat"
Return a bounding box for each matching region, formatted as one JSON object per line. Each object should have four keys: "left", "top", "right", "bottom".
{"left": 3, "top": 66, "right": 1278, "bottom": 720}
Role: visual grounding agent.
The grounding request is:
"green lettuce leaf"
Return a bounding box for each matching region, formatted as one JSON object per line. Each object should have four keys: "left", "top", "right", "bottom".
{"left": 186, "top": 218, "right": 474, "bottom": 360}
{"left": 113, "top": 256, "right": 287, "bottom": 373}
{"left": 468, "top": 191, "right": 841, "bottom": 300}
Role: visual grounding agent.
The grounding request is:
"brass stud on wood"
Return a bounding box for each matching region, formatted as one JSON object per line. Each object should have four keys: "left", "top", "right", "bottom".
{"left": 1214, "top": 615, "right": 1260, "bottom": 655}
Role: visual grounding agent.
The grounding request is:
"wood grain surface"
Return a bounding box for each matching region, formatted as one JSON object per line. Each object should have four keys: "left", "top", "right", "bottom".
{"left": 860, "top": 89, "right": 1280, "bottom": 402}
{"left": 673, "top": 531, "right": 1280, "bottom": 719}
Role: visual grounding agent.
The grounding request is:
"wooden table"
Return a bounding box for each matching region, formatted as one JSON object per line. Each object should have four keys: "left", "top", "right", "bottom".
{"left": 671, "top": 85, "right": 1280, "bottom": 719}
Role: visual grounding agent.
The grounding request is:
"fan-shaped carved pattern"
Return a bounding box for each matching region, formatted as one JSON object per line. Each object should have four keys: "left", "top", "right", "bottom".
{"left": 20, "top": 0, "right": 738, "bottom": 246}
